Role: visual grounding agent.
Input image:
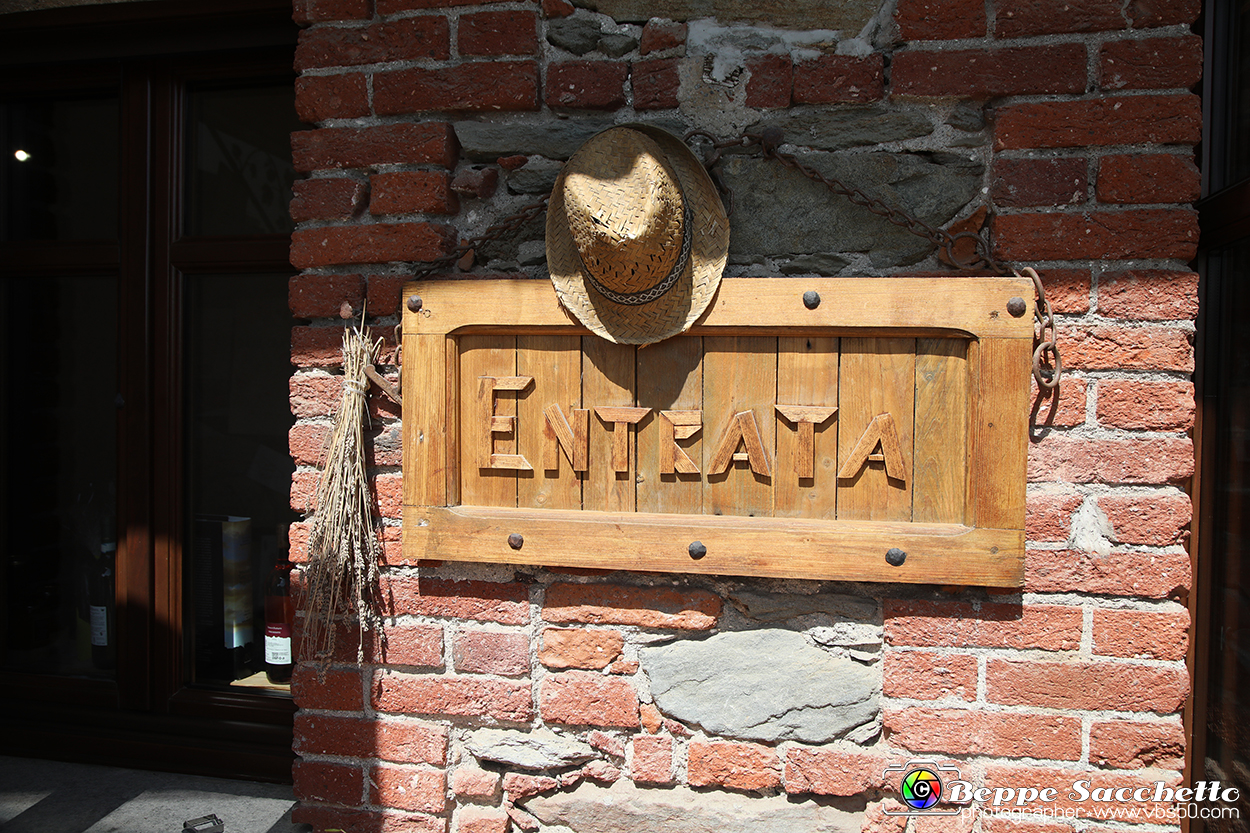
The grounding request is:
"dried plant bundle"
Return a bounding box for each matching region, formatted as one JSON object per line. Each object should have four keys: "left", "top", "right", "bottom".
{"left": 301, "top": 321, "right": 385, "bottom": 668}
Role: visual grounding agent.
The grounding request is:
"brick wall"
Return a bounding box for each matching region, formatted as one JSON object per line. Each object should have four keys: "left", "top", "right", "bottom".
{"left": 287, "top": 0, "right": 1201, "bottom": 831}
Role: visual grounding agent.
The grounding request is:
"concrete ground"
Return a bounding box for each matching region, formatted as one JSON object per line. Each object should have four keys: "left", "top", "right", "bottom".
{"left": 0, "top": 756, "right": 310, "bottom": 833}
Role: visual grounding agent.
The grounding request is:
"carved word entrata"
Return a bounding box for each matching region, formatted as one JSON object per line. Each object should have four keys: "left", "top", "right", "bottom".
{"left": 478, "top": 376, "right": 908, "bottom": 483}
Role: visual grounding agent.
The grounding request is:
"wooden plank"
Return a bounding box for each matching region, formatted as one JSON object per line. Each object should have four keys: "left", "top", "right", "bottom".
{"left": 636, "top": 336, "right": 703, "bottom": 515}
{"left": 913, "top": 337, "right": 969, "bottom": 524}
{"left": 971, "top": 337, "right": 1031, "bottom": 529}
{"left": 458, "top": 335, "right": 518, "bottom": 508}
{"left": 402, "top": 333, "right": 447, "bottom": 508}
{"left": 582, "top": 337, "right": 636, "bottom": 513}
{"left": 775, "top": 336, "right": 839, "bottom": 519}
{"left": 836, "top": 337, "right": 915, "bottom": 522}
{"left": 404, "top": 277, "right": 1036, "bottom": 341}
{"left": 517, "top": 335, "right": 583, "bottom": 510}
{"left": 404, "top": 504, "right": 1025, "bottom": 586}
{"left": 703, "top": 336, "right": 776, "bottom": 518}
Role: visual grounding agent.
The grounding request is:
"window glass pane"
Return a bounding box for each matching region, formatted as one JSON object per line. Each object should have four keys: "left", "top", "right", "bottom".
{"left": 0, "top": 96, "right": 119, "bottom": 241}
{"left": 184, "top": 272, "right": 295, "bottom": 690}
{"left": 184, "top": 83, "right": 301, "bottom": 237}
{"left": 1, "top": 275, "right": 117, "bottom": 678}
{"left": 1233, "top": 9, "right": 1250, "bottom": 184}
{"left": 1202, "top": 235, "right": 1250, "bottom": 831}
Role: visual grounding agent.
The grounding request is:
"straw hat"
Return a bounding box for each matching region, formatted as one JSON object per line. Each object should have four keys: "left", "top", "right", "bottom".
{"left": 546, "top": 124, "right": 729, "bottom": 344}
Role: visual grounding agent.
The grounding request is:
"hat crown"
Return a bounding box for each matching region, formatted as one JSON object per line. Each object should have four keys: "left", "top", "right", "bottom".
{"left": 560, "top": 128, "right": 686, "bottom": 297}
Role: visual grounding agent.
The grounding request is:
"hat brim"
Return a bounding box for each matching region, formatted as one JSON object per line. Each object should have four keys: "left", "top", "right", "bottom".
{"left": 547, "top": 124, "right": 729, "bottom": 345}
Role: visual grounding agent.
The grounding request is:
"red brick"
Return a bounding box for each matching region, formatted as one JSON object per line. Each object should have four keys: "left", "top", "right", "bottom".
{"left": 1128, "top": 0, "right": 1201, "bottom": 27}
{"left": 376, "top": 623, "right": 444, "bottom": 668}
{"left": 292, "top": 123, "right": 459, "bottom": 172}
{"left": 1059, "top": 324, "right": 1193, "bottom": 372}
{"left": 294, "top": 759, "right": 364, "bottom": 806}
{"left": 1099, "top": 268, "right": 1199, "bottom": 320}
{"left": 380, "top": 576, "right": 529, "bottom": 623}
{"left": 982, "top": 821, "right": 1071, "bottom": 833}
{"left": 291, "top": 178, "right": 366, "bottom": 224}
{"left": 457, "top": 808, "right": 511, "bottom": 833}
{"left": 632, "top": 58, "right": 680, "bottom": 110}
{"left": 453, "top": 766, "right": 502, "bottom": 801}
{"left": 450, "top": 167, "right": 499, "bottom": 199}
{"left": 784, "top": 748, "right": 887, "bottom": 796}
{"left": 296, "top": 18, "right": 450, "bottom": 70}
{"left": 372, "top": 718, "right": 450, "bottom": 765}
{"left": 894, "top": 45, "right": 1086, "bottom": 99}
{"left": 1101, "top": 35, "right": 1203, "bottom": 91}
{"left": 543, "top": 582, "right": 720, "bottom": 629}
{"left": 983, "top": 764, "right": 1180, "bottom": 817}
{"left": 1098, "top": 492, "right": 1192, "bottom": 547}
{"left": 502, "top": 772, "right": 558, "bottom": 801}
{"left": 994, "top": 94, "right": 1202, "bottom": 150}
{"left": 993, "top": 209, "right": 1199, "bottom": 262}
{"left": 291, "top": 468, "right": 321, "bottom": 512}
{"left": 372, "top": 764, "right": 446, "bottom": 813}
{"left": 745, "top": 53, "right": 792, "bottom": 109}
{"left": 547, "top": 61, "right": 628, "bottom": 109}
{"left": 1092, "top": 607, "right": 1190, "bottom": 660}
{"left": 895, "top": 0, "right": 985, "bottom": 39}
{"left": 459, "top": 10, "right": 538, "bottom": 56}
{"left": 373, "top": 670, "right": 534, "bottom": 721}
{"left": 793, "top": 54, "right": 883, "bottom": 104}
{"left": 373, "top": 471, "right": 402, "bottom": 518}
{"left": 293, "top": 664, "right": 364, "bottom": 711}
{"left": 539, "top": 670, "right": 639, "bottom": 728}
{"left": 1026, "top": 490, "right": 1083, "bottom": 541}
{"left": 375, "top": 62, "right": 540, "bottom": 114}
{"left": 295, "top": 713, "right": 375, "bottom": 758}
{"left": 1089, "top": 719, "right": 1186, "bottom": 769}
{"left": 290, "top": 423, "right": 329, "bottom": 466}
{"left": 1097, "top": 154, "right": 1201, "bottom": 206}
{"left": 1027, "top": 436, "right": 1194, "bottom": 484}
{"left": 291, "top": 372, "right": 342, "bottom": 417}
{"left": 885, "top": 600, "right": 1081, "bottom": 650}
{"left": 640, "top": 19, "right": 686, "bottom": 54}
{"left": 1036, "top": 267, "right": 1092, "bottom": 314}
{"left": 540, "top": 0, "right": 575, "bottom": 15}
{"left": 379, "top": 0, "right": 509, "bottom": 10}
{"left": 291, "top": 222, "right": 455, "bottom": 268}
{"left": 883, "top": 650, "right": 977, "bottom": 701}
{"left": 293, "top": 0, "right": 370, "bottom": 24}
{"left": 1026, "top": 547, "right": 1190, "bottom": 598}
{"left": 290, "top": 273, "right": 365, "bottom": 318}
{"left": 992, "top": 158, "right": 1087, "bottom": 208}
{"left": 884, "top": 708, "right": 1082, "bottom": 760}
{"left": 539, "top": 627, "right": 623, "bottom": 669}
{"left": 630, "top": 734, "right": 673, "bottom": 784}
{"left": 370, "top": 171, "right": 458, "bottom": 216}
{"left": 1031, "top": 376, "right": 1087, "bottom": 428}
{"left": 688, "top": 741, "right": 781, "bottom": 792}
{"left": 295, "top": 73, "right": 369, "bottom": 121}
{"left": 996, "top": 0, "right": 1125, "bottom": 36}
{"left": 1097, "top": 379, "right": 1195, "bottom": 431}
{"left": 986, "top": 659, "right": 1188, "bottom": 712}
{"left": 453, "top": 630, "right": 530, "bottom": 676}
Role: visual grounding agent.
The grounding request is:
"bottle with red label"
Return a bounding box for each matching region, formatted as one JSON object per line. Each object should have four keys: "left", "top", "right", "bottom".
{"left": 263, "top": 524, "right": 294, "bottom": 684}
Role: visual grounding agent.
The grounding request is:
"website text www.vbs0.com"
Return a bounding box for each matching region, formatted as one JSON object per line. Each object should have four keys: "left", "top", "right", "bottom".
{"left": 884, "top": 760, "right": 1242, "bottom": 824}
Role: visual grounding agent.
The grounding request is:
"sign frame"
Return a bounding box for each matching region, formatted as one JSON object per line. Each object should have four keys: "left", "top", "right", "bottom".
{"left": 401, "top": 277, "right": 1033, "bottom": 586}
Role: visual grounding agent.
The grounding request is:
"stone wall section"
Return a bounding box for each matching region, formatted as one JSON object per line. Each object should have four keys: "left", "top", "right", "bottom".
{"left": 287, "top": 0, "right": 1201, "bottom": 831}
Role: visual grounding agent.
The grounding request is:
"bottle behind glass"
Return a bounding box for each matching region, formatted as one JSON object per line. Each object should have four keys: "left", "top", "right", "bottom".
{"left": 263, "top": 525, "right": 294, "bottom": 684}
{"left": 89, "top": 516, "right": 116, "bottom": 669}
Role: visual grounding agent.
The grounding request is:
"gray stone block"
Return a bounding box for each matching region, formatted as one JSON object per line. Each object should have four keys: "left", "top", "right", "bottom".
{"left": 467, "top": 729, "right": 598, "bottom": 770}
{"left": 573, "top": 0, "right": 881, "bottom": 30}
{"left": 640, "top": 628, "right": 880, "bottom": 744}
{"left": 455, "top": 119, "right": 615, "bottom": 162}
{"left": 548, "top": 17, "right": 604, "bottom": 55}
{"left": 750, "top": 106, "right": 936, "bottom": 152}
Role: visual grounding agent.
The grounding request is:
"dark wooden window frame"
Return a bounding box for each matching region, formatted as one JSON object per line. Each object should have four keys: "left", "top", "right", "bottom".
{"left": 0, "top": 1, "right": 299, "bottom": 781}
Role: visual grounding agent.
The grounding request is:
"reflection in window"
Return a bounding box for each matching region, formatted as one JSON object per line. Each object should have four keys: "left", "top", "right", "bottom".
{"left": 1, "top": 275, "right": 117, "bottom": 677}
{"left": 184, "top": 84, "right": 302, "bottom": 237}
{"left": 184, "top": 272, "right": 295, "bottom": 688}
{"left": 0, "top": 96, "right": 119, "bottom": 242}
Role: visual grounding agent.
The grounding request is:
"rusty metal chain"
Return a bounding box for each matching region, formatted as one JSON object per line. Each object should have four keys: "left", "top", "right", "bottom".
{"left": 685, "top": 127, "right": 1063, "bottom": 391}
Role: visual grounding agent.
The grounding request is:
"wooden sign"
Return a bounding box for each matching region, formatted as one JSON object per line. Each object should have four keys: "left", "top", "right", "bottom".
{"left": 401, "top": 277, "right": 1032, "bottom": 586}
